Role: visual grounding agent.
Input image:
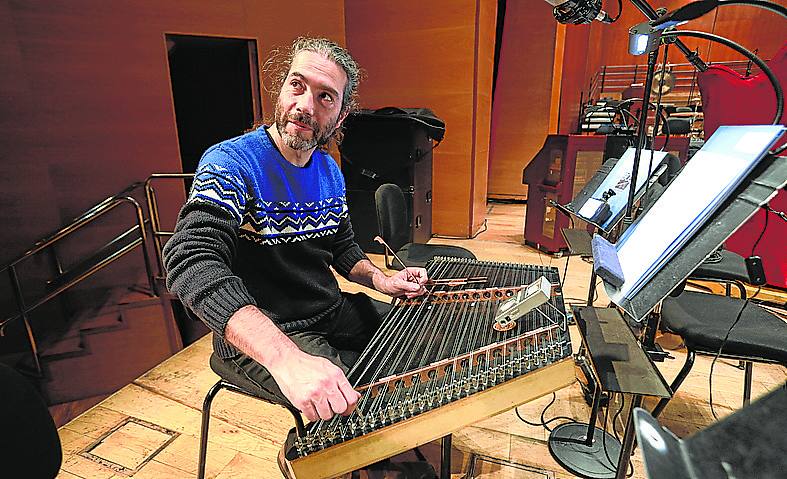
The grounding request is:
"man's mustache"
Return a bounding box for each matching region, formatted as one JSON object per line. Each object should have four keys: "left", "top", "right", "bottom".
{"left": 288, "top": 112, "right": 318, "bottom": 131}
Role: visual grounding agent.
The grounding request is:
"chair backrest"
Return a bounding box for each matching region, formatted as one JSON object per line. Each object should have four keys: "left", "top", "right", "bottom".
{"left": 663, "top": 117, "right": 691, "bottom": 135}
{"left": 374, "top": 183, "right": 410, "bottom": 251}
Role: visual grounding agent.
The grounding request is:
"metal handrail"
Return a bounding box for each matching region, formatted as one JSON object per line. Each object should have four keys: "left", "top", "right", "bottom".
{"left": 144, "top": 173, "right": 194, "bottom": 275}
{"left": 587, "top": 58, "right": 768, "bottom": 103}
{"left": 580, "top": 57, "right": 770, "bottom": 133}
{"left": 0, "top": 188, "right": 155, "bottom": 375}
{"left": 3, "top": 183, "right": 143, "bottom": 269}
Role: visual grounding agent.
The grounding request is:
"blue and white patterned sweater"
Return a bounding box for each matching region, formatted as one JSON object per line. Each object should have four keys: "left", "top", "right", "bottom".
{"left": 163, "top": 127, "right": 367, "bottom": 358}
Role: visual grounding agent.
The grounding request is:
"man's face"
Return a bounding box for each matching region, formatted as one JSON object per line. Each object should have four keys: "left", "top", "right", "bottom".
{"left": 275, "top": 50, "right": 348, "bottom": 150}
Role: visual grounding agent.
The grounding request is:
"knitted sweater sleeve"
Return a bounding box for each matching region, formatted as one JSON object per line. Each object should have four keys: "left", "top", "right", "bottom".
{"left": 162, "top": 150, "right": 258, "bottom": 337}
{"left": 331, "top": 212, "right": 368, "bottom": 279}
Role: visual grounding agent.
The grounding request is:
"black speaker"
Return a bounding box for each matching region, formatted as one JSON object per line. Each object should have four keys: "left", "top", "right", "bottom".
{"left": 340, "top": 108, "right": 442, "bottom": 253}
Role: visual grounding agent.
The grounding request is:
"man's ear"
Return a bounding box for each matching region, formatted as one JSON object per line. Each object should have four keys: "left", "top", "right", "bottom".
{"left": 335, "top": 108, "right": 350, "bottom": 131}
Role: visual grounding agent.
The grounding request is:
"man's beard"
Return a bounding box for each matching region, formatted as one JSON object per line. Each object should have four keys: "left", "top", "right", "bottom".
{"left": 275, "top": 101, "right": 338, "bottom": 151}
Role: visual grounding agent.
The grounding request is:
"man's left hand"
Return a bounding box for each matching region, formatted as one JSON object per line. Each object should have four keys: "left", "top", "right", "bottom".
{"left": 375, "top": 267, "right": 428, "bottom": 298}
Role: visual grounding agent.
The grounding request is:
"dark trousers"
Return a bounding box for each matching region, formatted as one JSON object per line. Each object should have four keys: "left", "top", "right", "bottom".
{"left": 216, "top": 292, "right": 391, "bottom": 408}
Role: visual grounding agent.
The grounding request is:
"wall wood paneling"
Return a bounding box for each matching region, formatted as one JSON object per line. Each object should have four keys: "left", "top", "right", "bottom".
{"left": 558, "top": 24, "right": 591, "bottom": 134}
{"left": 487, "top": 3, "right": 558, "bottom": 200}
{"left": 486, "top": 1, "right": 786, "bottom": 200}
{"left": 5, "top": 0, "right": 782, "bottom": 270}
{"left": 344, "top": 0, "right": 497, "bottom": 237}
{"left": 708, "top": 5, "right": 787, "bottom": 61}
{"left": 471, "top": 0, "right": 498, "bottom": 234}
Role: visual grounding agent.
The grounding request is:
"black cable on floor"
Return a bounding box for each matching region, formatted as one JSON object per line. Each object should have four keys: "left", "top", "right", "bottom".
{"left": 562, "top": 251, "right": 571, "bottom": 291}
{"left": 514, "top": 392, "right": 574, "bottom": 433}
{"left": 612, "top": 392, "right": 626, "bottom": 441}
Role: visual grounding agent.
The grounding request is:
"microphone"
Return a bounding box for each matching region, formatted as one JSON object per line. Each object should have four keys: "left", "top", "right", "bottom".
{"left": 543, "top": 0, "right": 615, "bottom": 25}
{"left": 651, "top": 0, "right": 719, "bottom": 29}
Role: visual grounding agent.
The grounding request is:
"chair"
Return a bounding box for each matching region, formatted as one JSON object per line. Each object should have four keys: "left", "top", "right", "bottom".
{"left": 691, "top": 248, "right": 750, "bottom": 299}
{"left": 662, "top": 117, "right": 692, "bottom": 135}
{"left": 687, "top": 248, "right": 754, "bottom": 375}
{"left": 197, "top": 353, "right": 305, "bottom": 479}
{"left": 374, "top": 183, "right": 476, "bottom": 269}
{"left": 641, "top": 162, "right": 761, "bottom": 402}
{"left": 0, "top": 363, "right": 62, "bottom": 479}
{"left": 651, "top": 290, "right": 787, "bottom": 418}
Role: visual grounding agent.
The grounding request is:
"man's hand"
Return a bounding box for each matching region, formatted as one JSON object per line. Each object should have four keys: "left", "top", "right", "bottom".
{"left": 268, "top": 350, "right": 361, "bottom": 422}
{"left": 373, "top": 267, "right": 429, "bottom": 298}
{"left": 225, "top": 306, "right": 361, "bottom": 422}
{"left": 347, "top": 259, "right": 429, "bottom": 298}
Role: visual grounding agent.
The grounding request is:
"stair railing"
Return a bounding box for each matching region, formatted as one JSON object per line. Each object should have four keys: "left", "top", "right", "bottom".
{"left": 144, "top": 173, "right": 194, "bottom": 275}
{"left": 0, "top": 185, "right": 156, "bottom": 374}
{"left": 586, "top": 58, "right": 763, "bottom": 104}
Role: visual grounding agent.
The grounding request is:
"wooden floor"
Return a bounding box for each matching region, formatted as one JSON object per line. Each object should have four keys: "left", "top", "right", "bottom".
{"left": 57, "top": 202, "right": 787, "bottom": 479}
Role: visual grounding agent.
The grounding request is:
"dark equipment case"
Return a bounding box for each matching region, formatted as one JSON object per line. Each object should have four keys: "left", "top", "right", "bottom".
{"left": 339, "top": 107, "right": 445, "bottom": 253}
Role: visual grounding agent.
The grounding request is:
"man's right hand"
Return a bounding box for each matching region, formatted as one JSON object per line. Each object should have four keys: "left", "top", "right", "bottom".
{"left": 225, "top": 305, "right": 361, "bottom": 423}
{"left": 268, "top": 350, "right": 361, "bottom": 422}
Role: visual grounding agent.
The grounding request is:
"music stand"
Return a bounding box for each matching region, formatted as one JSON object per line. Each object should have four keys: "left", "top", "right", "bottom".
{"left": 557, "top": 149, "right": 675, "bottom": 409}
{"left": 558, "top": 148, "right": 674, "bottom": 237}
{"left": 553, "top": 126, "right": 785, "bottom": 479}
{"left": 548, "top": 306, "right": 671, "bottom": 479}
{"left": 598, "top": 130, "right": 786, "bottom": 479}
{"left": 558, "top": 148, "right": 674, "bottom": 302}
{"left": 607, "top": 126, "right": 786, "bottom": 322}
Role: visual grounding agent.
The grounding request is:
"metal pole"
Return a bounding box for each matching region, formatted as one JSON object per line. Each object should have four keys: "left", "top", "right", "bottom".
{"left": 441, "top": 434, "right": 452, "bottom": 479}
{"left": 584, "top": 383, "right": 603, "bottom": 446}
{"left": 586, "top": 271, "right": 597, "bottom": 306}
{"left": 615, "top": 394, "right": 643, "bottom": 479}
{"left": 624, "top": 50, "right": 659, "bottom": 224}
{"left": 9, "top": 266, "right": 42, "bottom": 375}
{"left": 122, "top": 197, "right": 157, "bottom": 296}
{"left": 642, "top": 311, "right": 660, "bottom": 351}
{"left": 145, "top": 180, "right": 165, "bottom": 275}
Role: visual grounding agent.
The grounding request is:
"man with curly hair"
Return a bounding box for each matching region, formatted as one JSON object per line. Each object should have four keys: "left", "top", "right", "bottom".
{"left": 164, "top": 37, "right": 428, "bottom": 433}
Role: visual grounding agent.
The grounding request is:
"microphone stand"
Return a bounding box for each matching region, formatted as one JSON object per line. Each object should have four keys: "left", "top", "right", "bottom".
{"left": 623, "top": 48, "right": 659, "bottom": 227}
{"left": 558, "top": 6, "right": 694, "bottom": 478}
{"left": 548, "top": 50, "right": 666, "bottom": 479}
{"left": 605, "top": 6, "right": 703, "bottom": 478}
{"left": 551, "top": 4, "right": 721, "bottom": 479}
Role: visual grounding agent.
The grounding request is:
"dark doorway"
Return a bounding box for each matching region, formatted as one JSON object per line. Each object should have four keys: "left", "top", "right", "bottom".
{"left": 166, "top": 35, "right": 262, "bottom": 178}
